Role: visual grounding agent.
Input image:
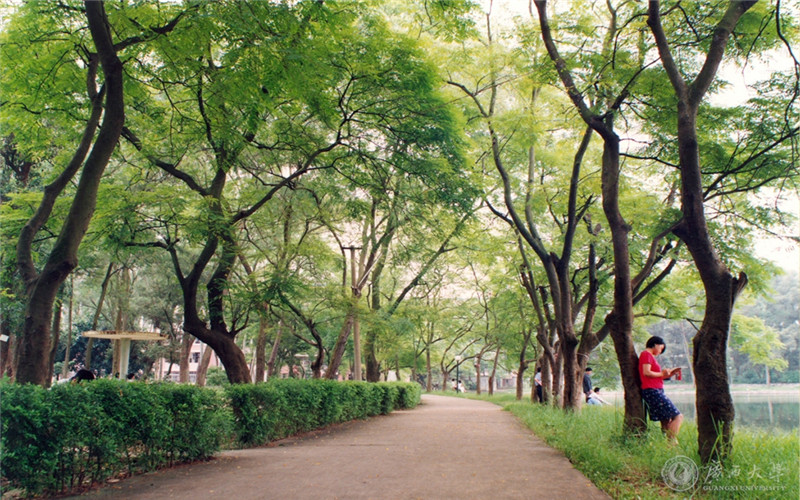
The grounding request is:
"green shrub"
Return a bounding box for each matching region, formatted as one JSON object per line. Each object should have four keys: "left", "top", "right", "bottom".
{"left": 226, "top": 382, "right": 286, "bottom": 445}
{"left": 395, "top": 382, "right": 422, "bottom": 409}
{"left": 156, "top": 383, "right": 227, "bottom": 463}
{"left": 0, "top": 379, "right": 226, "bottom": 497}
{"left": 226, "top": 380, "right": 421, "bottom": 447}
{"left": 1, "top": 378, "right": 420, "bottom": 496}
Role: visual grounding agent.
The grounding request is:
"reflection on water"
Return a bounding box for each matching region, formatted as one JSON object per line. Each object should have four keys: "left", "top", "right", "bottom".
{"left": 611, "top": 390, "right": 800, "bottom": 432}
{"left": 669, "top": 392, "right": 799, "bottom": 433}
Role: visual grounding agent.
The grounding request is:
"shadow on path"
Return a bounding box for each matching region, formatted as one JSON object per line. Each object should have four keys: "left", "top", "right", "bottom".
{"left": 70, "top": 394, "right": 609, "bottom": 499}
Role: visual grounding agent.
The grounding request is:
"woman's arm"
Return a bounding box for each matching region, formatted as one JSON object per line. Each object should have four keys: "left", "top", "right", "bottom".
{"left": 643, "top": 364, "right": 681, "bottom": 379}
{"left": 642, "top": 363, "right": 668, "bottom": 379}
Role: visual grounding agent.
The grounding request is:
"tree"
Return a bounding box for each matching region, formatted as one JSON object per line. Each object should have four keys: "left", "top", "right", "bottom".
{"left": 647, "top": 0, "right": 798, "bottom": 462}
{"left": 533, "top": 0, "right": 675, "bottom": 429}
{"left": 8, "top": 1, "right": 125, "bottom": 385}
{"left": 730, "top": 314, "right": 787, "bottom": 384}
{"left": 109, "top": 1, "right": 473, "bottom": 384}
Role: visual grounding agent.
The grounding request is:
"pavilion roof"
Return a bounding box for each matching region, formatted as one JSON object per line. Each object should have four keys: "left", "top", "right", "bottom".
{"left": 82, "top": 330, "right": 168, "bottom": 341}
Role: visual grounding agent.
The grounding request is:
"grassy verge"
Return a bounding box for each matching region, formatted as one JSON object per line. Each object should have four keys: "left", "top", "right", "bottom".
{"left": 465, "top": 393, "right": 799, "bottom": 499}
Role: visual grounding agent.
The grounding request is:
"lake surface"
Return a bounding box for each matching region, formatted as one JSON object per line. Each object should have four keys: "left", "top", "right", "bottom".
{"left": 610, "top": 389, "right": 799, "bottom": 433}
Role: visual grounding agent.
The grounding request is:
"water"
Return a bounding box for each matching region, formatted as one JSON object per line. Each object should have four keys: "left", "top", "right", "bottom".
{"left": 669, "top": 391, "right": 799, "bottom": 433}
{"left": 610, "top": 389, "right": 799, "bottom": 433}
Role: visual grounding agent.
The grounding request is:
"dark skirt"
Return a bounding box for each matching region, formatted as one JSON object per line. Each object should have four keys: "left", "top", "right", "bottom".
{"left": 642, "top": 388, "right": 681, "bottom": 422}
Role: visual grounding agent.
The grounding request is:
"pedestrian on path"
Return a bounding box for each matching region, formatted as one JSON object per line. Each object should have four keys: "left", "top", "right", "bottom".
{"left": 534, "top": 367, "right": 543, "bottom": 402}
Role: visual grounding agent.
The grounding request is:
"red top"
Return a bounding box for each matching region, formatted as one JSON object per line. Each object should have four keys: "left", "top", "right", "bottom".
{"left": 639, "top": 350, "right": 663, "bottom": 390}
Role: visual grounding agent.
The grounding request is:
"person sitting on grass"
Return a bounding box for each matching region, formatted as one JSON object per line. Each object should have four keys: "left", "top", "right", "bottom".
{"left": 587, "top": 387, "right": 610, "bottom": 405}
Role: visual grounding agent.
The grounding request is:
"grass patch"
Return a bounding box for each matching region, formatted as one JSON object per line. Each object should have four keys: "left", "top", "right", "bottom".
{"left": 466, "top": 394, "right": 798, "bottom": 499}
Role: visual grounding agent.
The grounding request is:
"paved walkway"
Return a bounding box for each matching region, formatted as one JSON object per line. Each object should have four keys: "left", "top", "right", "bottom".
{"left": 71, "top": 394, "right": 609, "bottom": 500}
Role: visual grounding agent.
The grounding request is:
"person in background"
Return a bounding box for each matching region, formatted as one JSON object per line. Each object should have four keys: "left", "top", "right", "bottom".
{"left": 71, "top": 368, "right": 95, "bottom": 383}
{"left": 583, "top": 367, "right": 594, "bottom": 403}
{"left": 587, "top": 387, "right": 610, "bottom": 405}
{"left": 534, "top": 367, "right": 543, "bottom": 403}
{"left": 639, "top": 335, "right": 683, "bottom": 443}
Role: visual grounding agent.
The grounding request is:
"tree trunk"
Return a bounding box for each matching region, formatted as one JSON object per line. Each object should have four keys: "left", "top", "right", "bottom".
{"left": 516, "top": 338, "right": 530, "bottom": 400}
{"left": 47, "top": 300, "right": 62, "bottom": 386}
{"left": 366, "top": 270, "right": 382, "bottom": 382}
{"left": 691, "top": 272, "right": 744, "bottom": 462}
{"left": 195, "top": 343, "right": 213, "bottom": 386}
{"left": 426, "top": 346, "right": 433, "bottom": 392}
{"left": 474, "top": 355, "right": 482, "bottom": 395}
{"left": 0, "top": 317, "right": 12, "bottom": 378}
{"left": 551, "top": 346, "right": 563, "bottom": 406}
{"left": 85, "top": 262, "right": 114, "bottom": 370}
{"left": 488, "top": 348, "right": 500, "bottom": 396}
{"left": 365, "top": 332, "right": 380, "bottom": 382}
{"left": 15, "top": 1, "right": 124, "bottom": 386}
{"left": 61, "top": 279, "right": 73, "bottom": 380}
{"left": 255, "top": 314, "right": 268, "bottom": 382}
{"left": 179, "top": 332, "right": 192, "bottom": 383}
{"left": 516, "top": 367, "right": 526, "bottom": 401}
{"left": 559, "top": 336, "right": 581, "bottom": 409}
{"left": 326, "top": 307, "right": 356, "bottom": 379}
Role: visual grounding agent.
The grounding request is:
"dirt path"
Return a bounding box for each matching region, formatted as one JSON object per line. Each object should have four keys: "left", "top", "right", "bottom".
{"left": 69, "top": 394, "right": 609, "bottom": 499}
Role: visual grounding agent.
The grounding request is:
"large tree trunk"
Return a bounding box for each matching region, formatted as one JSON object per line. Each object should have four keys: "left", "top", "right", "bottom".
{"left": 61, "top": 283, "right": 73, "bottom": 380}
{"left": 559, "top": 335, "right": 581, "bottom": 409}
{"left": 599, "top": 133, "right": 646, "bottom": 433}
{"left": 176, "top": 231, "right": 251, "bottom": 384}
{"left": 15, "top": 1, "right": 124, "bottom": 386}
{"left": 691, "top": 273, "right": 744, "bottom": 462}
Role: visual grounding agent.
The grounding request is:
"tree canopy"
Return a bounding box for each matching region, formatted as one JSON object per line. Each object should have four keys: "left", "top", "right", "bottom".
{"left": 1, "top": 0, "right": 796, "bottom": 463}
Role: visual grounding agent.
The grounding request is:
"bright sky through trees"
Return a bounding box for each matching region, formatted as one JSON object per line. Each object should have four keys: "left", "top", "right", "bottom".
{"left": 480, "top": 0, "right": 798, "bottom": 273}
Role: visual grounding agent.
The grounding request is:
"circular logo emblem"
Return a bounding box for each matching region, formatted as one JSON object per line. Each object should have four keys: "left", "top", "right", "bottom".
{"left": 661, "top": 455, "right": 699, "bottom": 492}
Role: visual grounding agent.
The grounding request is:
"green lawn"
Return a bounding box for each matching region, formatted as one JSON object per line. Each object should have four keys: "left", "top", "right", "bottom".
{"left": 461, "top": 392, "right": 799, "bottom": 499}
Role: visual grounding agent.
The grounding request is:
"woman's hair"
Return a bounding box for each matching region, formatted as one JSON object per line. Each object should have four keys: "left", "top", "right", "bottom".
{"left": 646, "top": 335, "right": 666, "bottom": 352}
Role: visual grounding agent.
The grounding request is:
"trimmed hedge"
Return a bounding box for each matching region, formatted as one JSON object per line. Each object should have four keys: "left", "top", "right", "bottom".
{"left": 225, "top": 380, "right": 421, "bottom": 447}
{"left": 0, "top": 379, "right": 228, "bottom": 495}
{"left": 0, "top": 378, "right": 421, "bottom": 496}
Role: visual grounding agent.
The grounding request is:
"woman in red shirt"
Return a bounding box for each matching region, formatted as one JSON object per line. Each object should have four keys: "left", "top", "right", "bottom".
{"left": 639, "top": 336, "right": 683, "bottom": 442}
